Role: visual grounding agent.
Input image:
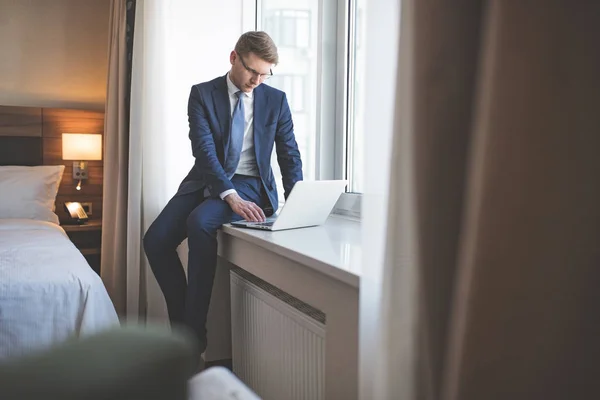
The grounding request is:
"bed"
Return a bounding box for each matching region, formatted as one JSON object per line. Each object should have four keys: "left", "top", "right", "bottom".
{"left": 0, "top": 105, "right": 119, "bottom": 361}
{"left": 0, "top": 219, "right": 119, "bottom": 360}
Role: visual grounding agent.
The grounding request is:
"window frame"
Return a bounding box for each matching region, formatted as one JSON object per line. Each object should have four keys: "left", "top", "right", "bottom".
{"left": 255, "top": 0, "right": 362, "bottom": 218}
{"left": 335, "top": 0, "right": 363, "bottom": 218}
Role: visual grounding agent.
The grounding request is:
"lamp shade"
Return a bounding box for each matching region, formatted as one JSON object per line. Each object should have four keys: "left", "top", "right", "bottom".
{"left": 62, "top": 133, "right": 102, "bottom": 161}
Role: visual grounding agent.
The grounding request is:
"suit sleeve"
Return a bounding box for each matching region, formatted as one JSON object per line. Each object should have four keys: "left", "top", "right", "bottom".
{"left": 275, "top": 93, "right": 303, "bottom": 199}
{"left": 188, "top": 85, "right": 234, "bottom": 196}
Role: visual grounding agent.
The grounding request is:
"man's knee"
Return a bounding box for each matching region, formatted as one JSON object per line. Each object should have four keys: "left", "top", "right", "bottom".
{"left": 143, "top": 222, "right": 173, "bottom": 259}
{"left": 143, "top": 225, "right": 158, "bottom": 257}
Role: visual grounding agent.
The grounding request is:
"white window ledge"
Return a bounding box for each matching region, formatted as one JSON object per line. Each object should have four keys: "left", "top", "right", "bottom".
{"left": 221, "top": 215, "right": 362, "bottom": 288}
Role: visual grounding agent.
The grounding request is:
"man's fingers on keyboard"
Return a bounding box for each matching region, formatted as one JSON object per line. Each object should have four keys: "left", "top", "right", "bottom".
{"left": 249, "top": 203, "right": 264, "bottom": 222}
{"left": 256, "top": 206, "right": 266, "bottom": 220}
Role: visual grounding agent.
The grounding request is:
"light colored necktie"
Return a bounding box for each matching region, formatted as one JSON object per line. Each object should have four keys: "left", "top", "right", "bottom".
{"left": 225, "top": 91, "right": 245, "bottom": 179}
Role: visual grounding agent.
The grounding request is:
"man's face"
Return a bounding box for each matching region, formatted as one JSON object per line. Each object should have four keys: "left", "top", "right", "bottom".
{"left": 229, "top": 51, "right": 274, "bottom": 93}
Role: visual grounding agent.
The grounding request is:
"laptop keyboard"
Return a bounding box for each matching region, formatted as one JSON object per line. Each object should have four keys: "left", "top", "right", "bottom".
{"left": 254, "top": 221, "right": 274, "bottom": 226}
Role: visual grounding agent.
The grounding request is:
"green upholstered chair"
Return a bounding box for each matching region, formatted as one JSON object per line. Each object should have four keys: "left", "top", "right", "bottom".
{"left": 0, "top": 325, "right": 198, "bottom": 400}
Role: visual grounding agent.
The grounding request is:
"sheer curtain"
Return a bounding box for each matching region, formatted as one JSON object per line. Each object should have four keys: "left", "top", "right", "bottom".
{"left": 128, "top": 0, "right": 247, "bottom": 322}
{"left": 358, "top": 0, "right": 401, "bottom": 397}
{"left": 360, "top": 1, "right": 600, "bottom": 399}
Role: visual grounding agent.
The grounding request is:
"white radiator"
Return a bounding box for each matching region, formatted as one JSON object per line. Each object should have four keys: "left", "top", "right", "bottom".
{"left": 230, "top": 268, "right": 326, "bottom": 400}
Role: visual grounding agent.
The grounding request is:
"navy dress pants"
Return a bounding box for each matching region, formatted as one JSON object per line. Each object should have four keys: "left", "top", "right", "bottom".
{"left": 143, "top": 175, "right": 267, "bottom": 351}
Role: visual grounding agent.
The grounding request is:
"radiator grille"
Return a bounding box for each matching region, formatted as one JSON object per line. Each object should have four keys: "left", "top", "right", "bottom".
{"left": 230, "top": 267, "right": 326, "bottom": 400}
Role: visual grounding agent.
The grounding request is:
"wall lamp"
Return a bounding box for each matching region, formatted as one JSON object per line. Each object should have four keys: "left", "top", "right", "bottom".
{"left": 61, "top": 133, "right": 102, "bottom": 190}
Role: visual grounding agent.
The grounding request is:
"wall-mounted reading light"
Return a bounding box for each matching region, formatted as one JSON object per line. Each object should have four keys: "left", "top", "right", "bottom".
{"left": 61, "top": 133, "right": 102, "bottom": 190}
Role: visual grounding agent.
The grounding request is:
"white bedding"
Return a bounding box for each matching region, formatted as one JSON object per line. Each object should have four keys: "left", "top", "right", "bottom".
{"left": 0, "top": 219, "right": 119, "bottom": 361}
{"left": 189, "top": 367, "right": 261, "bottom": 400}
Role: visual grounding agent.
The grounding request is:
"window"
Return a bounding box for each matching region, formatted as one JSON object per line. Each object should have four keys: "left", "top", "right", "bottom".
{"left": 270, "top": 75, "right": 308, "bottom": 113}
{"left": 259, "top": 0, "right": 364, "bottom": 212}
{"left": 346, "top": 0, "right": 366, "bottom": 193}
{"left": 264, "top": 10, "right": 311, "bottom": 48}
{"left": 259, "top": 0, "right": 331, "bottom": 202}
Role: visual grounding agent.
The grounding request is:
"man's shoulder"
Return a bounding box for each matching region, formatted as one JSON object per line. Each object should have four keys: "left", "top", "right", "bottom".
{"left": 191, "top": 75, "right": 226, "bottom": 92}
{"left": 260, "top": 83, "right": 285, "bottom": 97}
{"left": 257, "top": 83, "right": 288, "bottom": 104}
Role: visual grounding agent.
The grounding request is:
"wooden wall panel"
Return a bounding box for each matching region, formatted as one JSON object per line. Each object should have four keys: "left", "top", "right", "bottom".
{"left": 42, "top": 108, "right": 104, "bottom": 138}
{"left": 0, "top": 106, "right": 42, "bottom": 137}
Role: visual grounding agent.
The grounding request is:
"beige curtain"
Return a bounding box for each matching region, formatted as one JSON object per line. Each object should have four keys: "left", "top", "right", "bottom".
{"left": 367, "top": 1, "right": 600, "bottom": 399}
{"left": 101, "top": 0, "right": 137, "bottom": 317}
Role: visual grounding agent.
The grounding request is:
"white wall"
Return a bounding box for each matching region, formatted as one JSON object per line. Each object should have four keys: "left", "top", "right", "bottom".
{"left": 0, "top": 0, "right": 110, "bottom": 109}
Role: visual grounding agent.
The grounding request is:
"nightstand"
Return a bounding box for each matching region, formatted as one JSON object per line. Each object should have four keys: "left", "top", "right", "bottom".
{"left": 62, "top": 220, "right": 102, "bottom": 275}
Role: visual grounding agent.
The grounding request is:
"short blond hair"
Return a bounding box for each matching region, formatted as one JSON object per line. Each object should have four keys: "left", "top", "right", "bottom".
{"left": 235, "top": 31, "right": 279, "bottom": 65}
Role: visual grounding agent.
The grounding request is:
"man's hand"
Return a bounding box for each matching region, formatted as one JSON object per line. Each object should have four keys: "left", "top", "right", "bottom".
{"left": 224, "top": 193, "right": 266, "bottom": 222}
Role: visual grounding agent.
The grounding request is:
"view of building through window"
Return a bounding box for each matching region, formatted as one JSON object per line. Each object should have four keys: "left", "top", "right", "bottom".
{"left": 348, "top": 0, "right": 366, "bottom": 193}
{"left": 261, "top": 0, "right": 365, "bottom": 199}
{"left": 261, "top": 0, "right": 319, "bottom": 202}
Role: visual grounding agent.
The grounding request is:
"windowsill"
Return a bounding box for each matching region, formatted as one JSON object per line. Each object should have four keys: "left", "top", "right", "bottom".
{"left": 221, "top": 214, "right": 362, "bottom": 288}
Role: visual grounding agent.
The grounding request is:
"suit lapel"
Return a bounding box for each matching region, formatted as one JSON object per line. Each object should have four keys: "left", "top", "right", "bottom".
{"left": 212, "top": 75, "right": 231, "bottom": 154}
{"left": 253, "top": 85, "right": 269, "bottom": 160}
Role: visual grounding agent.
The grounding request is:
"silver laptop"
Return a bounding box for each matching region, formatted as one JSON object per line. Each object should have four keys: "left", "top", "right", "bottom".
{"left": 231, "top": 180, "right": 348, "bottom": 231}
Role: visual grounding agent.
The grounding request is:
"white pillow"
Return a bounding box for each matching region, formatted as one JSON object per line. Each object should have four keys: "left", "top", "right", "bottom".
{"left": 0, "top": 165, "right": 65, "bottom": 224}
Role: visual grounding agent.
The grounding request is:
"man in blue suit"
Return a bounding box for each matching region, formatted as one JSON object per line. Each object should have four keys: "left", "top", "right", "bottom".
{"left": 143, "top": 31, "right": 303, "bottom": 354}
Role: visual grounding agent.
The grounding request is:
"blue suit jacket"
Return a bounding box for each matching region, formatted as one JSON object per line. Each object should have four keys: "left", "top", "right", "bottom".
{"left": 177, "top": 75, "right": 303, "bottom": 214}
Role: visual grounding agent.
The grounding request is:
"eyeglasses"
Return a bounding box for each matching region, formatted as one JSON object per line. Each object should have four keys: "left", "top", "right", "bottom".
{"left": 238, "top": 54, "right": 273, "bottom": 81}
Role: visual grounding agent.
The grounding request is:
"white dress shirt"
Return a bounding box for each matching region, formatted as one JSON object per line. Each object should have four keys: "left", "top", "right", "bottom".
{"left": 219, "top": 73, "right": 260, "bottom": 200}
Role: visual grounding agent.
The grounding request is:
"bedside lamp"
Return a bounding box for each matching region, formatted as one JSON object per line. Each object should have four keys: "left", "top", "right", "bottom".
{"left": 62, "top": 133, "right": 102, "bottom": 191}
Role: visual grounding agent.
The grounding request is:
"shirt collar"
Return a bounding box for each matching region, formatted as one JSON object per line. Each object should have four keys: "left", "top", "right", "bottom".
{"left": 226, "top": 73, "right": 253, "bottom": 99}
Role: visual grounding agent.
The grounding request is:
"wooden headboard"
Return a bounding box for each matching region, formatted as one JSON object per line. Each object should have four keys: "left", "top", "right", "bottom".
{"left": 0, "top": 105, "right": 104, "bottom": 223}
